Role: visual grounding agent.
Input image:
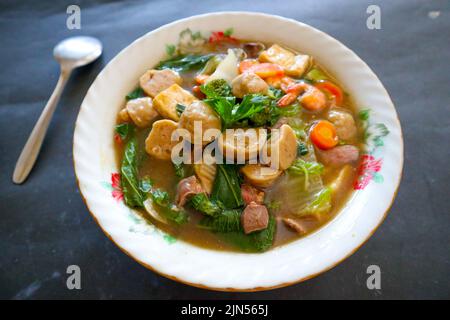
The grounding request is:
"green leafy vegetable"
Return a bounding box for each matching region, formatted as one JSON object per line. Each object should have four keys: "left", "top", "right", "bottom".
{"left": 126, "top": 87, "right": 145, "bottom": 100}
{"left": 358, "top": 109, "right": 370, "bottom": 121}
{"left": 120, "top": 136, "right": 146, "bottom": 207}
{"left": 223, "top": 28, "right": 234, "bottom": 37}
{"left": 200, "top": 54, "right": 225, "bottom": 75}
{"left": 200, "top": 79, "right": 232, "bottom": 98}
{"left": 198, "top": 209, "right": 242, "bottom": 232}
{"left": 115, "top": 123, "right": 133, "bottom": 140}
{"left": 156, "top": 54, "right": 213, "bottom": 73}
{"left": 139, "top": 177, "right": 153, "bottom": 193}
{"left": 173, "top": 162, "right": 185, "bottom": 178}
{"left": 301, "top": 187, "right": 332, "bottom": 215}
{"left": 288, "top": 159, "right": 324, "bottom": 190}
{"left": 149, "top": 188, "right": 188, "bottom": 224}
{"left": 204, "top": 94, "right": 272, "bottom": 128}
{"left": 266, "top": 200, "right": 281, "bottom": 211}
{"left": 211, "top": 164, "right": 244, "bottom": 209}
{"left": 305, "top": 68, "right": 328, "bottom": 82}
{"left": 218, "top": 214, "right": 276, "bottom": 252}
{"left": 249, "top": 100, "right": 300, "bottom": 127}
{"left": 165, "top": 44, "right": 176, "bottom": 57}
{"left": 150, "top": 188, "right": 170, "bottom": 207}
{"left": 190, "top": 193, "right": 223, "bottom": 216}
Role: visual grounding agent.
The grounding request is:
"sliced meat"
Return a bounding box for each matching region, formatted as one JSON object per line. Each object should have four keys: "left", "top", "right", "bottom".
{"left": 327, "top": 108, "right": 357, "bottom": 141}
{"left": 231, "top": 72, "right": 269, "bottom": 98}
{"left": 316, "top": 145, "right": 359, "bottom": 167}
{"left": 241, "top": 202, "right": 269, "bottom": 234}
{"left": 241, "top": 184, "right": 265, "bottom": 205}
{"left": 283, "top": 218, "right": 308, "bottom": 235}
{"left": 139, "top": 69, "right": 182, "bottom": 98}
{"left": 175, "top": 175, "right": 204, "bottom": 207}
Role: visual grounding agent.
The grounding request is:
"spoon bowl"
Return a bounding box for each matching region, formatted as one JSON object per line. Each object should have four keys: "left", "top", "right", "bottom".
{"left": 54, "top": 36, "right": 102, "bottom": 69}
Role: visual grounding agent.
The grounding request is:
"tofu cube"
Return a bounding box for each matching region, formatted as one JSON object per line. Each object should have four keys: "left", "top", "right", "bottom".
{"left": 152, "top": 84, "right": 197, "bottom": 121}
{"left": 259, "top": 44, "right": 310, "bottom": 77}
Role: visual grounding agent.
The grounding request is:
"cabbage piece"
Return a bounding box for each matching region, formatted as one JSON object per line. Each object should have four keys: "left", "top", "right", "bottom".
{"left": 205, "top": 49, "right": 238, "bottom": 85}
{"left": 265, "top": 144, "right": 331, "bottom": 217}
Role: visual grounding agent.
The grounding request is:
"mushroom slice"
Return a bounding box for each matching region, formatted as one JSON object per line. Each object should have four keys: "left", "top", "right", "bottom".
{"left": 262, "top": 124, "right": 297, "bottom": 170}
{"left": 143, "top": 197, "right": 168, "bottom": 224}
{"left": 218, "top": 128, "right": 267, "bottom": 163}
{"left": 194, "top": 163, "right": 217, "bottom": 194}
{"left": 241, "top": 164, "right": 282, "bottom": 188}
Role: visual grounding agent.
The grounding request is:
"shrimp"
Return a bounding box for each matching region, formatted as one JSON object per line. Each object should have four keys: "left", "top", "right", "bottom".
{"left": 277, "top": 82, "right": 327, "bottom": 111}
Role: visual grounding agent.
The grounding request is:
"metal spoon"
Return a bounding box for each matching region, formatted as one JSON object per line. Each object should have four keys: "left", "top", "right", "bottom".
{"left": 13, "top": 36, "right": 102, "bottom": 184}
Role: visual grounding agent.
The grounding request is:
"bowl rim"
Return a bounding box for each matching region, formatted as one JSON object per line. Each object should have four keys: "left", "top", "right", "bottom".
{"left": 73, "top": 11, "right": 404, "bottom": 292}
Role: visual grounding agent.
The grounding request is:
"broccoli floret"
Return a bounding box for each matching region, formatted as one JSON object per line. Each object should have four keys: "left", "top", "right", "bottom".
{"left": 200, "top": 79, "right": 232, "bottom": 98}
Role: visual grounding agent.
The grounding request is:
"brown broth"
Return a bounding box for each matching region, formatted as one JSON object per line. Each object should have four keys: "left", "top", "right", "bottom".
{"left": 114, "top": 41, "right": 362, "bottom": 252}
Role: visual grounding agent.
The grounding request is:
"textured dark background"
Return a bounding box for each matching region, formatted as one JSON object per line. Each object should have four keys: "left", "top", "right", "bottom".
{"left": 1, "top": 0, "right": 449, "bottom": 299}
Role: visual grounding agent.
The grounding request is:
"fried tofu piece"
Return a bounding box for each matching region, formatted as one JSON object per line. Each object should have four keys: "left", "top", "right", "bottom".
{"left": 153, "top": 84, "right": 197, "bottom": 121}
{"left": 259, "top": 44, "right": 310, "bottom": 77}
{"left": 145, "top": 119, "right": 179, "bottom": 160}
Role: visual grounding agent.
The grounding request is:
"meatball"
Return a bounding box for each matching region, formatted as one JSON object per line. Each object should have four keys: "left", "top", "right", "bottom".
{"left": 139, "top": 69, "right": 182, "bottom": 98}
{"left": 179, "top": 101, "right": 221, "bottom": 146}
{"left": 327, "top": 108, "right": 357, "bottom": 141}
{"left": 231, "top": 72, "right": 269, "bottom": 98}
{"left": 122, "top": 97, "right": 159, "bottom": 128}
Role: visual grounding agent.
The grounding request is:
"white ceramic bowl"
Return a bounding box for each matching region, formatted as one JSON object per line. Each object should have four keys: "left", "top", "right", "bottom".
{"left": 73, "top": 12, "right": 403, "bottom": 291}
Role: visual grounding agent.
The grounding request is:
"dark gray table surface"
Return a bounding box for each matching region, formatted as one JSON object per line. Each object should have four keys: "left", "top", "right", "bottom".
{"left": 1, "top": 0, "right": 449, "bottom": 299}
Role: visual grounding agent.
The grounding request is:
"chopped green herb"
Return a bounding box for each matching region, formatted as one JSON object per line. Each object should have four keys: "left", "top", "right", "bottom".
{"left": 297, "top": 141, "right": 309, "bottom": 156}
{"left": 223, "top": 28, "right": 234, "bottom": 37}
{"left": 126, "top": 87, "right": 145, "bottom": 100}
{"left": 176, "top": 103, "right": 186, "bottom": 116}
{"left": 165, "top": 44, "right": 176, "bottom": 57}
{"left": 359, "top": 109, "right": 370, "bottom": 121}
{"left": 115, "top": 123, "right": 133, "bottom": 141}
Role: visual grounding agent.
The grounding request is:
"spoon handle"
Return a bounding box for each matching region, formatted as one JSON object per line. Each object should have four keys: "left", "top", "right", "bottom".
{"left": 13, "top": 68, "right": 71, "bottom": 184}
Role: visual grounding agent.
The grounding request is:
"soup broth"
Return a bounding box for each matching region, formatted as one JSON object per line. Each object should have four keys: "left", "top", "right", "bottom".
{"left": 114, "top": 29, "right": 363, "bottom": 252}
